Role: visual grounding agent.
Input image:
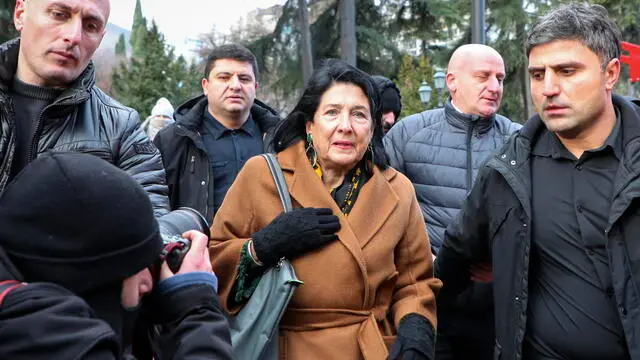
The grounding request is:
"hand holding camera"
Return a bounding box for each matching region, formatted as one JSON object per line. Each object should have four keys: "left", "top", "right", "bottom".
{"left": 154, "top": 207, "right": 212, "bottom": 280}
{"left": 159, "top": 230, "right": 212, "bottom": 281}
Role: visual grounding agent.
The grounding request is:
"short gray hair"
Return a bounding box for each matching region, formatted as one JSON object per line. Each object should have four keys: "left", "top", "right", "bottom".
{"left": 526, "top": 3, "right": 621, "bottom": 66}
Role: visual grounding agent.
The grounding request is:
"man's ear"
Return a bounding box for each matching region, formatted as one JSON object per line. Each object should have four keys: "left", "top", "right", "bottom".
{"left": 201, "top": 78, "right": 208, "bottom": 95}
{"left": 604, "top": 58, "right": 621, "bottom": 91}
{"left": 445, "top": 72, "right": 456, "bottom": 93}
{"left": 14, "top": 0, "right": 26, "bottom": 33}
{"left": 255, "top": 82, "right": 260, "bottom": 91}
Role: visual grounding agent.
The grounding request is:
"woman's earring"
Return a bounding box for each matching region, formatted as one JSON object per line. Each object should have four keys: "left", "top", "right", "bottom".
{"left": 306, "top": 133, "right": 318, "bottom": 167}
{"left": 366, "top": 144, "right": 374, "bottom": 173}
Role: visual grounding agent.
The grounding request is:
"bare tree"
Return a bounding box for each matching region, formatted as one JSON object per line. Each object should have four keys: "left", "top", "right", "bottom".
{"left": 339, "top": 0, "right": 356, "bottom": 66}
{"left": 298, "top": 0, "right": 313, "bottom": 84}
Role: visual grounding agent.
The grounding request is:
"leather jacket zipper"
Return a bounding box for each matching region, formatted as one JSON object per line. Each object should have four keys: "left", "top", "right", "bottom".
{"left": 27, "top": 108, "right": 47, "bottom": 162}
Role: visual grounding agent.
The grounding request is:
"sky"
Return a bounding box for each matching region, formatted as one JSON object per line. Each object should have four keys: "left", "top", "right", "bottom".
{"left": 108, "top": 0, "right": 285, "bottom": 58}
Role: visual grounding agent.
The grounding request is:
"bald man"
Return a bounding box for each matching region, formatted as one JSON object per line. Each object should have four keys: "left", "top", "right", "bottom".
{"left": 0, "top": 0, "right": 170, "bottom": 215}
{"left": 384, "top": 44, "right": 521, "bottom": 360}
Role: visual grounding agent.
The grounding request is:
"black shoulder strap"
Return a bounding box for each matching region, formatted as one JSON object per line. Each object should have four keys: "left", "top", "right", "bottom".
{"left": 261, "top": 153, "right": 293, "bottom": 213}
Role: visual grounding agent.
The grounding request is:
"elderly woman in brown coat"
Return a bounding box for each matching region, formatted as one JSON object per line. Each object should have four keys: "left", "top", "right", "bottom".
{"left": 209, "top": 59, "right": 442, "bottom": 360}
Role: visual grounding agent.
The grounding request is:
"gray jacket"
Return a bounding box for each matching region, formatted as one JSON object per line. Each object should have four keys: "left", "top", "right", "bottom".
{"left": 384, "top": 101, "right": 521, "bottom": 253}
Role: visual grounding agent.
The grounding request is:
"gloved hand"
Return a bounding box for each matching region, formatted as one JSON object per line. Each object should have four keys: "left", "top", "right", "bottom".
{"left": 252, "top": 207, "right": 340, "bottom": 267}
{"left": 388, "top": 314, "right": 435, "bottom": 360}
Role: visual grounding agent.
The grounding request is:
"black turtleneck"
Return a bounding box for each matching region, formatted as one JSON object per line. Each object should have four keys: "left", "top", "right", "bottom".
{"left": 9, "top": 78, "right": 63, "bottom": 178}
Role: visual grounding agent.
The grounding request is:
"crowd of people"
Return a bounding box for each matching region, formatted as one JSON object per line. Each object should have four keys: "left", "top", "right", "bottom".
{"left": 0, "top": 0, "right": 639, "bottom": 359}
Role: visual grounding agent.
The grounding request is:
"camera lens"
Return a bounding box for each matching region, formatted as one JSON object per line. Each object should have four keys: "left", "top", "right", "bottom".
{"left": 157, "top": 207, "right": 210, "bottom": 237}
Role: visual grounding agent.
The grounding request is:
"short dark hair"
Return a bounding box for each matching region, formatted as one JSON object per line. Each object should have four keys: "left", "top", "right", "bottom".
{"left": 526, "top": 3, "right": 621, "bottom": 66}
{"left": 203, "top": 43, "right": 259, "bottom": 81}
{"left": 272, "top": 59, "right": 388, "bottom": 170}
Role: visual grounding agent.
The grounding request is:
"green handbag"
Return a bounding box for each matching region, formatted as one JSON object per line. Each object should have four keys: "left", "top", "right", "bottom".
{"left": 228, "top": 153, "right": 303, "bottom": 360}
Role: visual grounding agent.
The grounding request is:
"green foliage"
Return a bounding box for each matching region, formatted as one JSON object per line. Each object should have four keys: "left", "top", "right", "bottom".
{"left": 111, "top": 21, "right": 201, "bottom": 119}
{"left": 246, "top": 0, "right": 402, "bottom": 109}
{"left": 0, "top": 0, "right": 17, "bottom": 43}
{"left": 130, "top": 0, "right": 148, "bottom": 59}
{"left": 396, "top": 55, "right": 437, "bottom": 118}
{"left": 115, "top": 34, "right": 126, "bottom": 56}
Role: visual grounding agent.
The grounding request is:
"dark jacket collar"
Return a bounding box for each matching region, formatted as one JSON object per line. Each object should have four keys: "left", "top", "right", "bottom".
{"left": 0, "top": 38, "right": 95, "bottom": 98}
{"left": 174, "top": 94, "right": 281, "bottom": 136}
{"left": 444, "top": 99, "right": 495, "bottom": 134}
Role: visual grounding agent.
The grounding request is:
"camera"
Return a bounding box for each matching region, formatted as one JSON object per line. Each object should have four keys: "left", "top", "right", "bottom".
{"left": 156, "top": 207, "right": 210, "bottom": 273}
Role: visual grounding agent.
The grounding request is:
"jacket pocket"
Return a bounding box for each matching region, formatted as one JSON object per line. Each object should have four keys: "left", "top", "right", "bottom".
{"left": 493, "top": 339, "right": 502, "bottom": 360}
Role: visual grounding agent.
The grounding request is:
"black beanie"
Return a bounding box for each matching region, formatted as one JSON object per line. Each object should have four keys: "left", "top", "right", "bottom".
{"left": 372, "top": 75, "right": 402, "bottom": 119}
{"left": 0, "top": 151, "right": 163, "bottom": 295}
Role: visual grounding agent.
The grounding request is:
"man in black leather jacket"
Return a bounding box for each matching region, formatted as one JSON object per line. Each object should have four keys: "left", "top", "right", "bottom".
{"left": 0, "top": 0, "right": 169, "bottom": 216}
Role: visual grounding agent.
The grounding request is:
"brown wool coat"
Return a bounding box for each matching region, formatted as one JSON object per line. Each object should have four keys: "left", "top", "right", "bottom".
{"left": 209, "top": 141, "right": 442, "bottom": 360}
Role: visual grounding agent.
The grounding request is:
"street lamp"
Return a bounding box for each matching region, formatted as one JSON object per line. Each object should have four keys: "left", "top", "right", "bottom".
{"left": 418, "top": 81, "right": 432, "bottom": 108}
{"left": 433, "top": 71, "right": 446, "bottom": 107}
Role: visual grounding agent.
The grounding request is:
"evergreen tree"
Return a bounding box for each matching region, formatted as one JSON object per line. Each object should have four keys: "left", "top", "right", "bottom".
{"left": 115, "top": 34, "right": 127, "bottom": 56}
{"left": 130, "top": 0, "right": 148, "bottom": 59}
{"left": 111, "top": 21, "right": 201, "bottom": 119}
{"left": 396, "top": 54, "right": 436, "bottom": 118}
{"left": 0, "top": 0, "right": 17, "bottom": 43}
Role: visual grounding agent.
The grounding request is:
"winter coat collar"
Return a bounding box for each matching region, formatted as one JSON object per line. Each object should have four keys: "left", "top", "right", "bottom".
{"left": 444, "top": 99, "right": 495, "bottom": 134}
{"left": 173, "top": 94, "right": 280, "bottom": 136}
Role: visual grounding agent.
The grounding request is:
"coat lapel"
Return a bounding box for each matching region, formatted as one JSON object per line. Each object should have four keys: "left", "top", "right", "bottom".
{"left": 347, "top": 167, "right": 399, "bottom": 248}
{"left": 278, "top": 142, "right": 373, "bottom": 305}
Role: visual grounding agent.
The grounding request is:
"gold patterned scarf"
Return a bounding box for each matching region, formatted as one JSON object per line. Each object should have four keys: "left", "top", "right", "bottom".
{"left": 312, "top": 160, "right": 370, "bottom": 215}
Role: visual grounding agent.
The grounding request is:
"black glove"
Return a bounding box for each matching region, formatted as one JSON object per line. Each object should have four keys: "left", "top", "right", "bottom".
{"left": 252, "top": 207, "right": 340, "bottom": 266}
{"left": 388, "top": 314, "right": 435, "bottom": 360}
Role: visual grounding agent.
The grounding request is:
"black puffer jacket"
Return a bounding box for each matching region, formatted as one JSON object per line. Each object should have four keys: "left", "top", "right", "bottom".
{"left": 154, "top": 94, "right": 281, "bottom": 223}
{"left": 384, "top": 100, "right": 521, "bottom": 253}
{"left": 0, "top": 39, "right": 169, "bottom": 216}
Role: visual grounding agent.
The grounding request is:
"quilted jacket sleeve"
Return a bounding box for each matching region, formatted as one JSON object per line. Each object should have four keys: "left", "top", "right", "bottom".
{"left": 116, "top": 108, "right": 170, "bottom": 217}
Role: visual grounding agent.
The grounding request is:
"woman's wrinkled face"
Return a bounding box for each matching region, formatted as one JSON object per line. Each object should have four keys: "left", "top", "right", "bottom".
{"left": 306, "top": 82, "right": 373, "bottom": 174}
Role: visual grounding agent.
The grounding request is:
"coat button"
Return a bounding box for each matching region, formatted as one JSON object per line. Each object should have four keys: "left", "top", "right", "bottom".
{"left": 510, "top": 160, "right": 516, "bottom": 165}
{"left": 501, "top": 154, "right": 507, "bottom": 159}
{"left": 201, "top": 180, "right": 206, "bottom": 186}
{"left": 619, "top": 305, "right": 628, "bottom": 315}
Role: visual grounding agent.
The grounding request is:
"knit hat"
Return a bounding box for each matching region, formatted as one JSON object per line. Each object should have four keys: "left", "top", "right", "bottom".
{"left": 0, "top": 151, "right": 163, "bottom": 295}
{"left": 372, "top": 75, "right": 402, "bottom": 119}
{"left": 151, "top": 97, "right": 174, "bottom": 119}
